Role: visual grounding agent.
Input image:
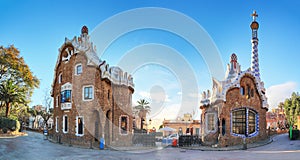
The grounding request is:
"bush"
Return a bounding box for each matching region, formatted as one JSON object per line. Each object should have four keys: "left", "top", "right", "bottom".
{"left": 2, "top": 127, "right": 8, "bottom": 133}
{"left": 0, "top": 117, "right": 20, "bottom": 132}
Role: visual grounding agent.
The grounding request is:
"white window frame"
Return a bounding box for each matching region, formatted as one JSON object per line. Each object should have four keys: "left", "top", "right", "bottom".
{"left": 75, "top": 63, "right": 82, "bottom": 75}
{"left": 119, "top": 115, "right": 129, "bottom": 135}
{"left": 55, "top": 116, "right": 59, "bottom": 133}
{"left": 82, "top": 85, "right": 94, "bottom": 101}
{"left": 75, "top": 116, "right": 84, "bottom": 136}
{"left": 63, "top": 115, "right": 68, "bottom": 133}
{"left": 205, "top": 112, "right": 217, "bottom": 133}
{"left": 58, "top": 73, "right": 62, "bottom": 84}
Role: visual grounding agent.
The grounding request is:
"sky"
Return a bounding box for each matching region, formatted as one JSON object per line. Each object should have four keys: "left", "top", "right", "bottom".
{"left": 1, "top": 0, "right": 300, "bottom": 128}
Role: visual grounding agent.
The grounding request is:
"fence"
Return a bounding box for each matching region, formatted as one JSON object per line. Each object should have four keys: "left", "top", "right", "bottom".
{"left": 132, "top": 133, "right": 156, "bottom": 146}
{"left": 178, "top": 135, "right": 202, "bottom": 146}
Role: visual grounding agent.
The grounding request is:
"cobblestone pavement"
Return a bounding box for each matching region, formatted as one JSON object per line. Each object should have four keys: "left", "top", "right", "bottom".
{"left": 0, "top": 131, "right": 299, "bottom": 160}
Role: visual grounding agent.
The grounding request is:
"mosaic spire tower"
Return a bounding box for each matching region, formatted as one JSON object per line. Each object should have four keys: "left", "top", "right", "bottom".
{"left": 250, "top": 11, "right": 260, "bottom": 77}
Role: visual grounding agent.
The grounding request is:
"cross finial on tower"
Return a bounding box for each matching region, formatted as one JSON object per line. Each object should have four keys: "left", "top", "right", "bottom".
{"left": 252, "top": 10, "right": 258, "bottom": 21}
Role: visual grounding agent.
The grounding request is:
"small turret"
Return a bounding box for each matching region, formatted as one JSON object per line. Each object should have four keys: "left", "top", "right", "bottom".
{"left": 81, "top": 26, "right": 88, "bottom": 35}
{"left": 226, "top": 53, "right": 241, "bottom": 79}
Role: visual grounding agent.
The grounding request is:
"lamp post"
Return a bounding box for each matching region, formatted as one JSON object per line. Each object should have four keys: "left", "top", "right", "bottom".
{"left": 146, "top": 118, "right": 152, "bottom": 134}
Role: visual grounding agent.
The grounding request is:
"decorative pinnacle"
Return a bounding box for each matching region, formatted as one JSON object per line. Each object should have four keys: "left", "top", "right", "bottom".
{"left": 251, "top": 10, "right": 258, "bottom": 21}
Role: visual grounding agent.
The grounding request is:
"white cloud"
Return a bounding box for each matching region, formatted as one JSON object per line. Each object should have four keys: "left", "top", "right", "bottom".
{"left": 177, "top": 91, "right": 182, "bottom": 95}
{"left": 266, "top": 82, "right": 298, "bottom": 109}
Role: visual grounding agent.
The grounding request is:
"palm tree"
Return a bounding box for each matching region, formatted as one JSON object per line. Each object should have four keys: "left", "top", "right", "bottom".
{"left": 133, "top": 99, "right": 151, "bottom": 130}
{"left": 0, "top": 80, "right": 26, "bottom": 117}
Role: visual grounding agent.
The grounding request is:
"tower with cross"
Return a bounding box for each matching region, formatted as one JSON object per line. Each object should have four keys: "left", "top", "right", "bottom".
{"left": 250, "top": 11, "right": 260, "bottom": 78}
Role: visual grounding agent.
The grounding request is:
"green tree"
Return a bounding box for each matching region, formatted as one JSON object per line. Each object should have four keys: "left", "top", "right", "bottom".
{"left": 0, "top": 45, "right": 39, "bottom": 88}
{"left": 0, "top": 45, "right": 39, "bottom": 118}
{"left": 133, "top": 99, "right": 151, "bottom": 130}
{"left": 284, "top": 92, "right": 300, "bottom": 127}
{"left": 0, "top": 80, "right": 27, "bottom": 117}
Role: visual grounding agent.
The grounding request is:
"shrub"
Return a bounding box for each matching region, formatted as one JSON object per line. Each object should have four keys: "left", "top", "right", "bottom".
{"left": 0, "top": 117, "right": 20, "bottom": 132}
{"left": 2, "top": 127, "right": 8, "bottom": 133}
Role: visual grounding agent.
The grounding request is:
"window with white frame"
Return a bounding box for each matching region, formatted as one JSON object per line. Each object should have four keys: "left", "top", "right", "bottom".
{"left": 83, "top": 86, "right": 93, "bottom": 100}
{"left": 63, "top": 115, "right": 68, "bottom": 133}
{"left": 55, "top": 117, "right": 59, "bottom": 133}
{"left": 120, "top": 115, "right": 129, "bottom": 135}
{"left": 205, "top": 113, "right": 217, "bottom": 133}
{"left": 207, "top": 114, "right": 215, "bottom": 131}
{"left": 75, "top": 64, "right": 82, "bottom": 75}
{"left": 58, "top": 73, "right": 62, "bottom": 84}
{"left": 76, "top": 116, "right": 84, "bottom": 136}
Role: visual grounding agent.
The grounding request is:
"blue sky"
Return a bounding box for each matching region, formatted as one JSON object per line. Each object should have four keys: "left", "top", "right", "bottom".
{"left": 1, "top": 0, "right": 300, "bottom": 127}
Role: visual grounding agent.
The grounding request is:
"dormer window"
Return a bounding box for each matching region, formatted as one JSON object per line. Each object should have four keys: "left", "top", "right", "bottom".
{"left": 75, "top": 64, "right": 82, "bottom": 75}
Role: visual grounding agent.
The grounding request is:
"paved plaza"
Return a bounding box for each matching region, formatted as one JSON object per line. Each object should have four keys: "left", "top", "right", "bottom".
{"left": 0, "top": 131, "right": 299, "bottom": 160}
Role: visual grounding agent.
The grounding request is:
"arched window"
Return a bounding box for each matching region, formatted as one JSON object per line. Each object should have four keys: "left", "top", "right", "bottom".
{"left": 76, "top": 116, "right": 84, "bottom": 136}
{"left": 247, "top": 85, "right": 251, "bottom": 99}
{"left": 63, "top": 115, "right": 68, "bottom": 133}
{"left": 58, "top": 73, "right": 62, "bottom": 84}
{"left": 55, "top": 117, "right": 59, "bottom": 133}
{"left": 232, "top": 108, "right": 257, "bottom": 137}
{"left": 222, "top": 118, "right": 226, "bottom": 136}
{"left": 240, "top": 87, "right": 245, "bottom": 95}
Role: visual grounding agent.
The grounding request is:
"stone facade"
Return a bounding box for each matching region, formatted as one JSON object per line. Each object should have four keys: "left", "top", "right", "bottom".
{"left": 50, "top": 26, "right": 134, "bottom": 148}
{"left": 200, "top": 11, "right": 269, "bottom": 147}
{"left": 163, "top": 120, "right": 201, "bottom": 136}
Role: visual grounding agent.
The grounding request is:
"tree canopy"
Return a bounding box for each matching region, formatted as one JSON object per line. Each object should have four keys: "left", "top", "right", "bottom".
{"left": 134, "top": 99, "right": 151, "bottom": 119}
{"left": 0, "top": 45, "right": 39, "bottom": 118}
{"left": 284, "top": 92, "right": 300, "bottom": 126}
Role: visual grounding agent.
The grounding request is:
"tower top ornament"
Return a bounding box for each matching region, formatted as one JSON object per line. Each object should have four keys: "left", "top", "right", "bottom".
{"left": 251, "top": 10, "right": 258, "bottom": 21}
{"left": 250, "top": 11, "right": 259, "bottom": 30}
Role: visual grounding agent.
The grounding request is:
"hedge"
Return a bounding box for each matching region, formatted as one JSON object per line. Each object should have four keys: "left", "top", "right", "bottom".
{"left": 0, "top": 117, "right": 20, "bottom": 132}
